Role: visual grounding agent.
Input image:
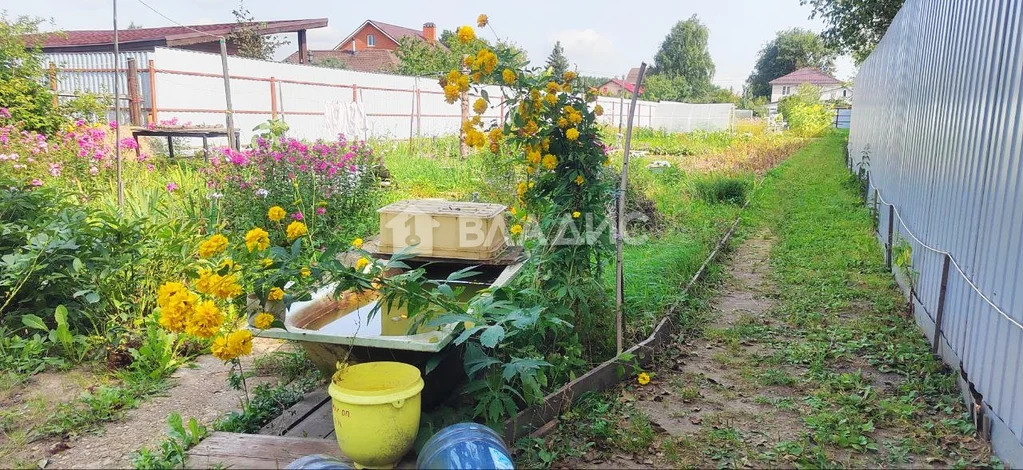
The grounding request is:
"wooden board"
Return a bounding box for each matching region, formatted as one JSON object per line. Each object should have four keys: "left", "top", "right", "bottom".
{"left": 186, "top": 432, "right": 348, "bottom": 469}
{"left": 260, "top": 389, "right": 331, "bottom": 437}
{"left": 364, "top": 238, "right": 526, "bottom": 266}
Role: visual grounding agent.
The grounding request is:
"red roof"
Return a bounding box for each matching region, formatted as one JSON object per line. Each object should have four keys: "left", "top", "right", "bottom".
{"left": 26, "top": 19, "right": 328, "bottom": 52}
{"left": 600, "top": 78, "right": 644, "bottom": 94}
{"left": 768, "top": 67, "right": 842, "bottom": 86}
{"left": 283, "top": 49, "right": 400, "bottom": 73}
{"left": 335, "top": 20, "right": 443, "bottom": 50}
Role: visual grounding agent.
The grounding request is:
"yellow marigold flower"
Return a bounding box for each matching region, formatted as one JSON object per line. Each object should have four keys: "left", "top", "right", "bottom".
{"left": 355, "top": 257, "right": 371, "bottom": 272}
{"left": 488, "top": 127, "right": 504, "bottom": 143}
{"left": 253, "top": 312, "right": 274, "bottom": 330}
{"left": 566, "top": 128, "right": 580, "bottom": 141}
{"left": 198, "top": 234, "right": 228, "bottom": 258}
{"left": 195, "top": 269, "right": 215, "bottom": 295}
{"left": 568, "top": 111, "right": 583, "bottom": 125}
{"left": 157, "top": 281, "right": 188, "bottom": 308}
{"left": 245, "top": 227, "right": 270, "bottom": 252}
{"left": 557, "top": 117, "right": 569, "bottom": 128}
{"left": 473, "top": 97, "right": 488, "bottom": 115}
{"left": 563, "top": 71, "right": 577, "bottom": 82}
{"left": 541, "top": 154, "right": 558, "bottom": 170}
{"left": 456, "top": 26, "right": 475, "bottom": 43}
{"left": 286, "top": 221, "right": 308, "bottom": 241}
{"left": 542, "top": 138, "right": 550, "bottom": 151}
{"left": 594, "top": 104, "right": 604, "bottom": 116}
{"left": 516, "top": 181, "right": 527, "bottom": 197}
{"left": 575, "top": 174, "right": 585, "bottom": 185}
{"left": 267, "top": 287, "right": 285, "bottom": 301}
{"left": 638, "top": 372, "right": 651, "bottom": 385}
{"left": 219, "top": 258, "right": 238, "bottom": 271}
{"left": 546, "top": 82, "right": 561, "bottom": 94}
{"left": 527, "top": 149, "right": 541, "bottom": 165}
{"left": 463, "top": 55, "right": 474, "bottom": 68}
{"left": 572, "top": 211, "right": 581, "bottom": 219}
{"left": 211, "top": 335, "right": 233, "bottom": 361}
{"left": 213, "top": 273, "right": 242, "bottom": 300}
{"left": 157, "top": 283, "right": 197, "bottom": 333}
{"left": 261, "top": 257, "right": 274, "bottom": 268}
{"left": 510, "top": 224, "right": 523, "bottom": 235}
{"left": 465, "top": 128, "right": 487, "bottom": 148}
{"left": 226, "top": 329, "right": 254, "bottom": 357}
{"left": 522, "top": 120, "right": 538, "bottom": 135}
{"left": 509, "top": 207, "right": 517, "bottom": 215}
{"left": 352, "top": 238, "right": 364, "bottom": 249}
{"left": 477, "top": 14, "right": 488, "bottom": 27}
{"left": 474, "top": 49, "right": 498, "bottom": 74}
{"left": 544, "top": 93, "right": 558, "bottom": 106}
{"left": 267, "top": 206, "right": 286, "bottom": 222}
{"left": 185, "top": 300, "right": 223, "bottom": 339}
{"left": 502, "top": 68, "right": 516, "bottom": 85}
{"left": 300, "top": 267, "right": 311, "bottom": 277}
{"left": 443, "top": 83, "right": 460, "bottom": 104}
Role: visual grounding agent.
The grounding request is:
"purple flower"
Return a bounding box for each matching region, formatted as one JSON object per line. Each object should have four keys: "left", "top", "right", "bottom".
{"left": 30, "top": 178, "right": 43, "bottom": 187}
{"left": 89, "top": 166, "right": 99, "bottom": 176}
{"left": 0, "top": 108, "right": 10, "bottom": 118}
{"left": 119, "top": 138, "right": 139, "bottom": 150}
{"left": 108, "top": 121, "right": 118, "bottom": 130}
{"left": 48, "top": 163, "right": 61, "bottom": 177}
{"left": 292, "top": 211, "right": 304, "bottom": 221}
{"left": 316, "top": 207, "right": 326, "bottom": 216}
{"left": 166, "top": 182, "right": 178, "bottom": 192}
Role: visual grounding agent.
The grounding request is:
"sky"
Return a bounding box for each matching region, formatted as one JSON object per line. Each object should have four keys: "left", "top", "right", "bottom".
{"left": 14, "top": 0, "right": 857, "bottom": 91}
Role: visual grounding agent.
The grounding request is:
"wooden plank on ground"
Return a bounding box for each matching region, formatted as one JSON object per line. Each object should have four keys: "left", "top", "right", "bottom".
{"left": 284, "top": 400, "right": 336, "bottom": 439}
{"left": 186, "top": 432, "right": 348, "bottom": 469}
{"left": 260, "top": 389, "right": 331, "bottom": 436}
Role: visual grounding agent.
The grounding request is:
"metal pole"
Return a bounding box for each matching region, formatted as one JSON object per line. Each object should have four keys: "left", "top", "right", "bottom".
{"left": 615, "top": 62, "right": 647, "bottom": 355}
{"left": 219, "top": 38, "right": 236, "bottom": 150}
{"left": 931, "top": 254, "right": 951, "bottom": 355}
{"left": 886, "top": 205, "right": 894, "bottom": 270}
{"left": 112, "top": 0, "right": 123, "bottom": 208}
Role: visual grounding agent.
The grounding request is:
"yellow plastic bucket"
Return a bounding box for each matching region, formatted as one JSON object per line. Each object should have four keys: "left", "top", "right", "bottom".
{"left": 329, "top": 361, "right": 424, "bottom": 468}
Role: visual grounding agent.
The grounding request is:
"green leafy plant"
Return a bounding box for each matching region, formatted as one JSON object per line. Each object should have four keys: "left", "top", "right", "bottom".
{"left": 132, "top": 413, "right": 208, "bottom": 469}
{"left": 691, "top": 174, "right": 750, "bottom": 205}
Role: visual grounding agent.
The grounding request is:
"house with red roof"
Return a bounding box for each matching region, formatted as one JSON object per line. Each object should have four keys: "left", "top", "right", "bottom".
{"left": 283, "top": 20, "right": 444, "bottom": 73}
{"left": 25, "top": 19, "right": 327, "bottom": 62}
{"left": 768, "top": 67, "right": 852, "bottom": 107}
{"left": 597, "top": 68, "right": 645, "bottom": 97}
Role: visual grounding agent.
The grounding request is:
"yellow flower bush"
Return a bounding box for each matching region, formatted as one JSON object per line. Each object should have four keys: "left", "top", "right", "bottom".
{"left": 245, "top": 228, "right": 270, "bottom": 252}
{"left": 286, "top": 221, "right": 308, "bottom": 241}
{"left": 456, "top": 26, "right": 476, "bottom": 43}
{"left": 253, "top": 312, "right": 274, "bottom": 330}
{"left": 198, "top": 234, "right": 228, "bottom": 258}
{"left": 267, "top": 206, "right": 286, "bottom": 222}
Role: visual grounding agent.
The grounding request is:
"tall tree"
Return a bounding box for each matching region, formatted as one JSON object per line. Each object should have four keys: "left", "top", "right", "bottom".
{"left": 745, "top": 28, "right": 837, "bottom": 99}
{"left": 545, "top": 41, "right": 569, "bottom": 80}
{"left": 801, "top": 0, "right": 905, "bottom": 63}
{"left": 229, "top": 0, "right": 289, "bottom": 60}
{"left": 652, "top": 15, "right": 715, "bottom": 88}
{"left": 394, "top": 31, "right": 527, "bottom": 78}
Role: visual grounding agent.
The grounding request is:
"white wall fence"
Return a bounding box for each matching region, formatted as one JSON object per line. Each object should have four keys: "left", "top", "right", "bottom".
{"left": 45, "top": 48, "right": 737, "bottom": 143}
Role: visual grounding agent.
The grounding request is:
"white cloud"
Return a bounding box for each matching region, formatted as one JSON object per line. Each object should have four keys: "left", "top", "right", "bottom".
{"left": 306, "top": 25, "right": 341, "bottom": 50}
{"left": 551, "top": 29, "right": 623, "bottom": 77}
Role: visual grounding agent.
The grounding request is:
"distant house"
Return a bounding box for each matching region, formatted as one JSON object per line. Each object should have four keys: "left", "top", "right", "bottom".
{"left": 598, "top": 68, "right": 645, "bottom": 97}
{"left": 25, "top": 19, "right": 328, "bottom": 62}
{"left": 767, "top": 67, "right": 852, "bottom": 113}
{"left": 284, "top": 20, "right": 444, "bottom": 73}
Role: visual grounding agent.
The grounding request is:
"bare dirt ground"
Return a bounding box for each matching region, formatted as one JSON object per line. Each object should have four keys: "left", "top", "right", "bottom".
{"left": 3, "top": 338, "right": 288, "bottom": 469}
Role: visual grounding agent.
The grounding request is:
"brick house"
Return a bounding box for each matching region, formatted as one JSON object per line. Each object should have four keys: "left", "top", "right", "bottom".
{"left": 284, "top": 20, "right": 443, "bottom": 73}
{"left": 597, "top": 67, "right": 645, "bottom": 97}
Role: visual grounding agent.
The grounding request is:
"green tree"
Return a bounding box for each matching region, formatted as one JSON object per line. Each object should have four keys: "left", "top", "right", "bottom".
{"left": 0, "top": 15, "right": 65, "bottom": 133}
{"left": 801, "top": 0, "right": 905, "bottom": 63}
{"left": 229, "top": 0, "right": 289, "bottom": 60}
{"left": 652, "top": 15, "right": 715, "bottom": 88}
{"left": 393, "top": 31, "right": 526, "bottom": 79}
{"left": 545, "top": 41, "right": 569, "bottom": 80}
{"left": 745, "top": 28, "right": 836, "bottom": 99}
{"left": 641, "top": 74, "right": 690, "bottom": 102}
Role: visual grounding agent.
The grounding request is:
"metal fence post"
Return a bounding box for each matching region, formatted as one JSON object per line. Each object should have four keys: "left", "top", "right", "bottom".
{"left": 886, "top": 205, "right": 894, "bottom": 270}
{"left": 872, "top": 188, "right": 879, "bottom": 232}
{"left": 931, "top": 254, "right": 951, "bottom": 355}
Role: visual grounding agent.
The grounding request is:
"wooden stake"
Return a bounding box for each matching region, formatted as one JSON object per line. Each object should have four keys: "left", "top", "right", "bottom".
{"left": 616, "top": 63, "right": 648, "bottom": 355}
{"left": 48, "top": 63, "right": 58, "bottom": 109}
{"left": 219, "top": 38, "right": 236, "bottom": 150}
{"left": 126, "top": 58, "right": 142, "bottom": 126}
{"left": 931, "top": 254, "right": 951, "bottom": 355}
{"left": 147, "top": 59, "right": 158, "bottom": 123}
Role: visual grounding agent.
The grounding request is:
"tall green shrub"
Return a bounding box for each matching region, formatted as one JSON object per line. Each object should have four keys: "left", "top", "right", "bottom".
{"left": 0, "top": 15, "right": 65, "bottom": 134}
{"left": 779, "top": 84, "right": 833, "bottom": 137}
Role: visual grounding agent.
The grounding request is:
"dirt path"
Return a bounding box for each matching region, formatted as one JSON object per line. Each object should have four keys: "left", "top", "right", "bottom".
{"left": 31, "top": 339, "right": 288, "bottom": 469}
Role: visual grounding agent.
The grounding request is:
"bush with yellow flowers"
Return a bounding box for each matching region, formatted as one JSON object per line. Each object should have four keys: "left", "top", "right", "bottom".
{"left": 440, "top": 16, "right": 615, "bottom": 347}
{"left": 155, "top": 205, "right": 319, "bottom": 401}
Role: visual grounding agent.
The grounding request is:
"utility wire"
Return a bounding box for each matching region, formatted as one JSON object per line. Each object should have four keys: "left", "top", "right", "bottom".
{"left": 135, "top": 0, "right": 224, "bottom": 39}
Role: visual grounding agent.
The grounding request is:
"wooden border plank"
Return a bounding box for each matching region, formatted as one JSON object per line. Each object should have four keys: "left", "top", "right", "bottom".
{"left": 260, "top": 389, "right": 331, "bottom": 436}
{"left": 187, "top": 432, "right": 347, "bottom": 469}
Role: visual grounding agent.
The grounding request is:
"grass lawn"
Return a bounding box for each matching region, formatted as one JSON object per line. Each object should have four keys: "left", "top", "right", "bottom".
{"left": 519, "top": 132, "right": 998, "bottom": 468}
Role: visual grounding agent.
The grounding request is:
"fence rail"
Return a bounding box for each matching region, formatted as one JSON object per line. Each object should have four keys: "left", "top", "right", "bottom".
{"left": 849, "top": 0, "right": 1023, "bottom": 465}
{"left": 44, "top": 47, "right": 739, "bottom": 143}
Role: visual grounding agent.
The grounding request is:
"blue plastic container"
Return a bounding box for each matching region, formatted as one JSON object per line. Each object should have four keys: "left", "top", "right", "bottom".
{"left": 416, "top": 423, "right": 515, "bottom": 469}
